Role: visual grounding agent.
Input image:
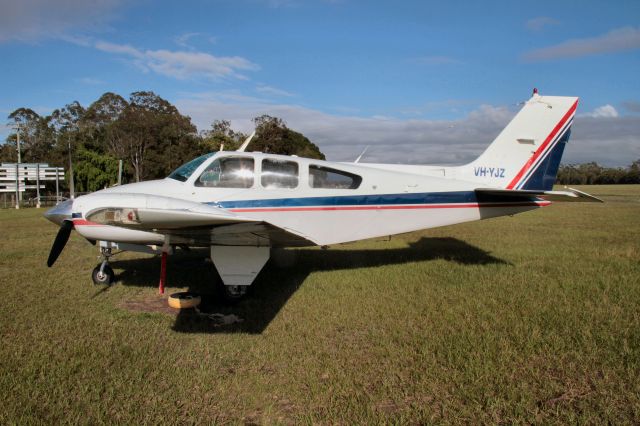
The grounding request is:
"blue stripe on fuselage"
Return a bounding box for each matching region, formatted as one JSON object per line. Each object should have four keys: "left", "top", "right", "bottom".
{"left": 210, "top": 191, "right": 538, "bottom": 209}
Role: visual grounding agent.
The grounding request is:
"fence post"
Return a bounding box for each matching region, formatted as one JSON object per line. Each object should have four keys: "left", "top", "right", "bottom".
{"left": 36, "top": 163, "right": 41, "bottom": 208}
{"left": 55, "top": 168, "right": 60, "bottom": 205}
{"left": 15, "top": 163, "right": 19, "bottom": 209}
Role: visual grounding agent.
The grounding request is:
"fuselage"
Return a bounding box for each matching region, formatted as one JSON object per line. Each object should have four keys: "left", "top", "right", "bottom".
{"left": 55, "top": 151, "right": 548, "bottom": 247}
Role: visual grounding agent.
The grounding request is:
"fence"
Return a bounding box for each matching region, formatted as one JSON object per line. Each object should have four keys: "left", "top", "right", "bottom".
{"left": 0, "top": 163, "right": 65, "bottom": 209}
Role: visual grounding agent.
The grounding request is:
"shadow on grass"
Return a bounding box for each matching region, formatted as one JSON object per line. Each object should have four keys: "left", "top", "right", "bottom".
{"left": 108, "top": 237, "right": 509, "bottom": 334}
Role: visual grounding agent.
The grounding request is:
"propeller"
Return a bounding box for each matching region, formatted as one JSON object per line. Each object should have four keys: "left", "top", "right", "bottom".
{"left": 47, "top": 220, "right": 74, "bottom": 267}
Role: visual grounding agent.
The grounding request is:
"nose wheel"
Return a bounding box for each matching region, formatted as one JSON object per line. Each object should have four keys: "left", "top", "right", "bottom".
{"left": 92, "top": 246, "right": 116, "bottom": 285}
{"left": 92, "top": 263, "right": 115, "bottom": 285}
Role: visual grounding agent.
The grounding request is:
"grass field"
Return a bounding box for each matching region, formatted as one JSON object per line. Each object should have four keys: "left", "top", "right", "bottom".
{"left": 1, "top": 185, "right": 639, "bottom": 424}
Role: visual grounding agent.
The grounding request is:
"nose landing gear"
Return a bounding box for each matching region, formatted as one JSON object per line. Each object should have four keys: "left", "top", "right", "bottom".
{"left": 92, "top": 246, "right": 115, "bottom": 285}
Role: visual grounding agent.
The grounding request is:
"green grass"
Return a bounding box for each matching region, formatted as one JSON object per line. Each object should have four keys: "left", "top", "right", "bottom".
{"left": 1, "top": 185, "right": 639, "bottom": 424}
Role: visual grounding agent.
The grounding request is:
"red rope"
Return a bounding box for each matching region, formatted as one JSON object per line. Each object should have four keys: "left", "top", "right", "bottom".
{"left": 159, "top": 251, "right": 167, "bottom": 295}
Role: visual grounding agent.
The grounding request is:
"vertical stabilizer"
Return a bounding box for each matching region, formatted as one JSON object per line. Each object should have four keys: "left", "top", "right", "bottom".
{"left": 460, "top": 93, "right": 578, "bottom": 190}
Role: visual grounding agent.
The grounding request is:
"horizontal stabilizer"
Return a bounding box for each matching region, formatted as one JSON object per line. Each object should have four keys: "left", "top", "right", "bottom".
{"left": 475, "top": 187, "right": 603, "bottom": 202}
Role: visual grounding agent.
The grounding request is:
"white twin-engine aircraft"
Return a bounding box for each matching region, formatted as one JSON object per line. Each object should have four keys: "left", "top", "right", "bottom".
{"left": 45, "top": 91, "right": 601, "bottom": 300}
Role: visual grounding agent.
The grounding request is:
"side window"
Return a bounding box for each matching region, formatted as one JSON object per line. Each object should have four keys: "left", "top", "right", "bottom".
{"left": 195, "top": 157, "right": 254, "bottom": 188}
{"left": 309, "top": 165, "right": 362, "bottom": 189}
{"left": 261, "top": 159, "right": 299, "bottom": 189}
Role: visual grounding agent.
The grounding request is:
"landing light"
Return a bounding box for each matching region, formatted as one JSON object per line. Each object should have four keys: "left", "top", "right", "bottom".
{"left": 87, "top": 208, "right": 140, "bottom": 225}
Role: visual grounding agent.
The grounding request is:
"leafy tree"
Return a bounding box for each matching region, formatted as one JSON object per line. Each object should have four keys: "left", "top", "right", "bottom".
{"left": 73, "top": 148, "right": 120, "bottom": 192}
{"left": 83, "top": 92, "right": 128, "bottom": 125}
{"left": 250, "top": 114, "right": 325, "bottom": 159}
{"left": 2, "top": 92, "right": 327, "bottom": 193}
{"left": 6, "top": 108, "right": 55, "bottom": 162}
{"left": 113, "top": 91, "right": 197, "bottom": 181}
{"left": 202, "top": 119, "right": 244, "bottom": 151}
{"left": 557, "top": 161, "right": 640, "bottom": 185}
{"left": 82, "top": 92, "right": 129, "bottom": 156}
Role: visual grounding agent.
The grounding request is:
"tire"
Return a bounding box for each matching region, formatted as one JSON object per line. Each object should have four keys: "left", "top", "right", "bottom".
{"left": 168, "top": 292, "right": 202, "bottom": 309}
{"left": 92, "top": 264, "right": 115, "bottom": 285}
{"left": 217, "top": 282, "right": 250, "bottom": 305}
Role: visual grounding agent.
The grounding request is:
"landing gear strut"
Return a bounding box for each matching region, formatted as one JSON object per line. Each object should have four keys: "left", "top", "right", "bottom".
{"left": 92, "top": 246, "right": 115, "bottom": 285}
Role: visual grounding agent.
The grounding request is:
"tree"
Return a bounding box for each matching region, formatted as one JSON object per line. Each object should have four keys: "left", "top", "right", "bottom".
{"left": 113, "top": 91, "right": 197, "bottom": 181}
{"left": 557, "top": 161, "right": 640, "bottom": 185}
{"left": 83, "top": 92, "right": 128, "bottom": 126}
{"left": 202, "top": 119, "right": 244, "bottom": 151}
{"left": 250, "top": 114, "right": 325, "bottom": 159}
{"left": 6, "top": 108, "right": 54, "bottom": 162}
{"left": 2, "top": 92, "right": 326, "bottom": 192}
{"left": 623, "top": 160, "right": 640, "bottom": 184}
{"left": 73, "top": 148, "right": 120, "bottom": 192}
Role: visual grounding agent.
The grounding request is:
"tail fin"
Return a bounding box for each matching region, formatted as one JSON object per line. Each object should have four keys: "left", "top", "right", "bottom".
{"left": 462, "top": 93, "right": 578, "bottom": 190}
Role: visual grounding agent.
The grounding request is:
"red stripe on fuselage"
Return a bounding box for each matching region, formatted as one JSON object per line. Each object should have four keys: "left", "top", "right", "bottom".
{"left": 72, "top": 219, "right": 102, "bottom": 226}
{"left": 506, "top": 100, "right": 578, "bottom": 189}
{"left": 70, "top": 202, "right": 550, "bottom": 226}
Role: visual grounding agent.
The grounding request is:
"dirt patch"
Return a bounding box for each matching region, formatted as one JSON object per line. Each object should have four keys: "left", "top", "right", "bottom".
{"left": 119, "top": 293, "right": 244, "bottom": 327}
{"left": 120, "top": 294, "right": 176, "bottom": 315}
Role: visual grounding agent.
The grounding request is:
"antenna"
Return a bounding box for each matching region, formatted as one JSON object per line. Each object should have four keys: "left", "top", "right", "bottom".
{"left": 237, "top": 131, "right": 256, "bottom": 152}
{"left": 354, "top": 146, "right": 370, "bottom": 163}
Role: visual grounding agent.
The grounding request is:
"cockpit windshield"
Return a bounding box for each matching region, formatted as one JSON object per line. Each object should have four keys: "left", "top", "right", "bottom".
{"left": 167, "top": 153, "right": 215, "bottom": 182}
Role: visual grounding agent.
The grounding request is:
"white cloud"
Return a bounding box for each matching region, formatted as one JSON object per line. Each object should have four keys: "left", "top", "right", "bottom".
{"left": 525, "top": 17, "right": 559, "bottom": 32}
{"left": 176, "top": 93, "right": 640, "bottom": 167}
{"left": 580, "top": 104, "right": 619, "bottom": 118}
{"left": 523, "top": 26, "right": 640, "bottom": 61}
{"left": 93, "top": 41, "right": 259, "bottom": 80}
{"left": 95, "top": 41, "right": 141, "bottom": 57}
{"left": 568, "top": 116, "right": 640, "bottom": 165}
{"left": 174, "top": 32, "right": 217, "bottom": 49}
{"left": 0, "top": 0, "right": 121, "bottom": 42}
{"left": 176, "top": 93, "right": 516, "bottom": 164}
{"left": 174, "top": 32, "right": 200, "bottom": 49}
{"left": 256, "top": 84, "right": 296, "bottom": 97}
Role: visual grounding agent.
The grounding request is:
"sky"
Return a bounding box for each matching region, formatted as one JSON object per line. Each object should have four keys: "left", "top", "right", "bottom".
{"left": 1, "top": 0, "right": 639, "bottom": 166}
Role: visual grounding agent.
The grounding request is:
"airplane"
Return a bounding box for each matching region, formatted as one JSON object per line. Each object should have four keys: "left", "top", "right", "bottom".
{"left": 45, "top": 90, "right": 602, "bottom": 301}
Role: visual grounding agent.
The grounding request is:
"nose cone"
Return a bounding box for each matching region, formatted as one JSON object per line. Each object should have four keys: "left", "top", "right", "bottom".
{"left": 44, "top": 199, "right": 74, "bottom": 226}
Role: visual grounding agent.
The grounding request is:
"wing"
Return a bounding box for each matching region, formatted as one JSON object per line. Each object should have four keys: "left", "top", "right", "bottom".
{"left": 82, "top": 193, "right": 315, "bottom": 247}
{"left": 160, "top": 221, "right": 315, "bottom": 247}
{"left": 475, "top": 186, "right": 603, "bottom": 202}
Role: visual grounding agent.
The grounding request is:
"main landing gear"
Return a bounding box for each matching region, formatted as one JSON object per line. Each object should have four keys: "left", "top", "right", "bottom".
{"left": 92, "top": 246, "right": 115, "bottom": 285}
{"left": 220, "top": 284, "right": 250, "bottom": 302}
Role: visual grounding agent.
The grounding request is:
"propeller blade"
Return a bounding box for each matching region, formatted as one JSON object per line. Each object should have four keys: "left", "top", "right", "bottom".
{"left": 47, "top": 220, "right": 73, "bottom": 267}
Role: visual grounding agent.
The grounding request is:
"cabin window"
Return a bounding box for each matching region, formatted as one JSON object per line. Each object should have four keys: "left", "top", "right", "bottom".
{"left": 195, "top": 156, "right": 255, "bottom": 188}
{"left": 261, "top": 158, "right": 299, "bottom": 189}
{"left": 168, "top": 153, "right": 214, "bottom": 182}
{"left": 309, "top": 165, "right": 362, "bottom": 189}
